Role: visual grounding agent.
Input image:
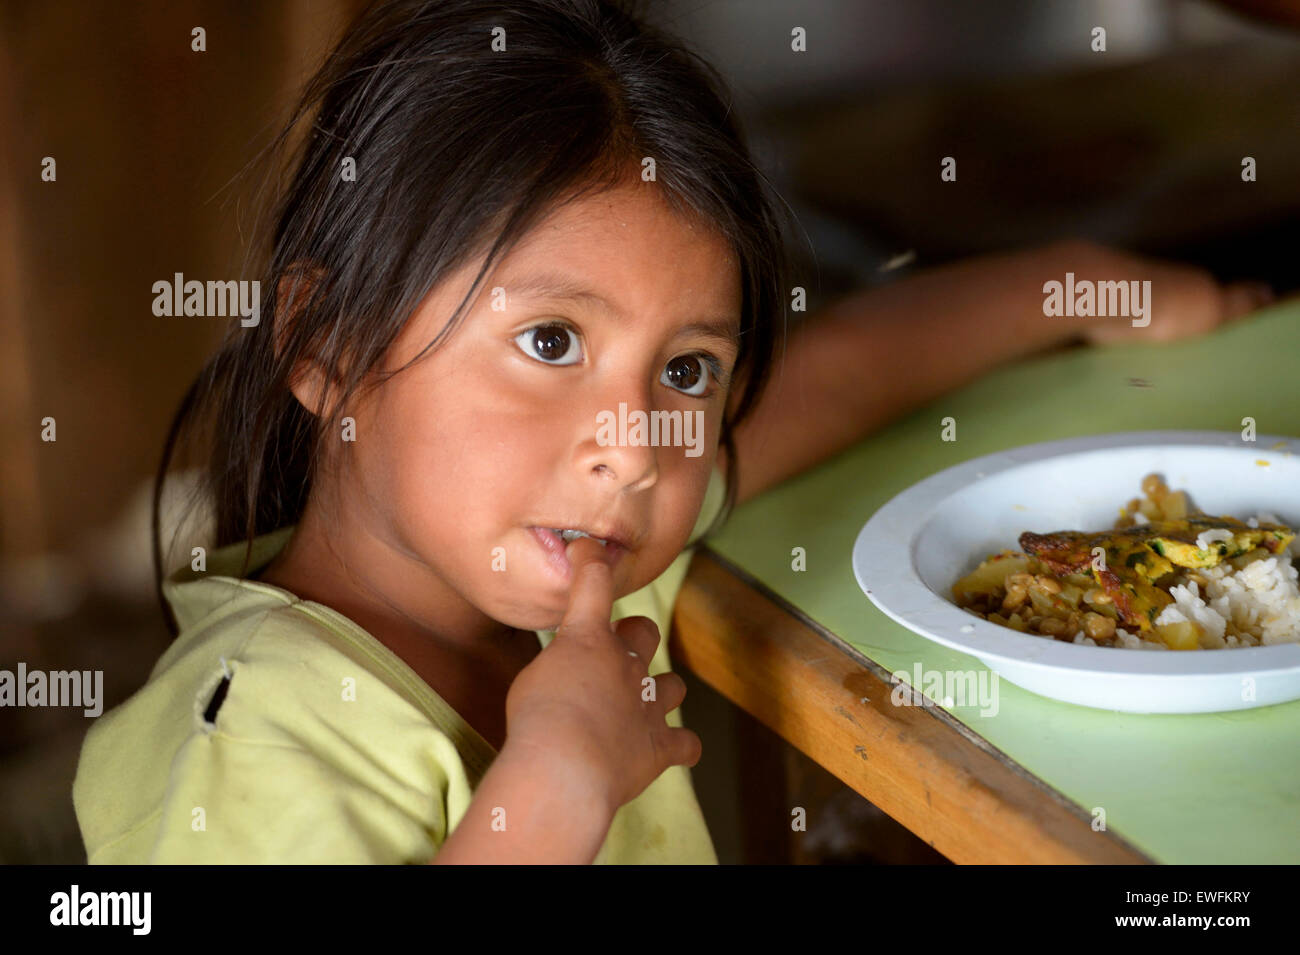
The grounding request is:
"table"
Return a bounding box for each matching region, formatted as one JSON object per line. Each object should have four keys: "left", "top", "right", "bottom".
{"left": 669, "top": 300, "right": 1300, "bottom": 864}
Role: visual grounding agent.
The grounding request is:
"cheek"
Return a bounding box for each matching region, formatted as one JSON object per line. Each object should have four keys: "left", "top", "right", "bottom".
{"left": 366, "top": 371, "right": 547, "bottom": 535}
{"left": 644, "top": 461, "right": 715, "bottom": 550}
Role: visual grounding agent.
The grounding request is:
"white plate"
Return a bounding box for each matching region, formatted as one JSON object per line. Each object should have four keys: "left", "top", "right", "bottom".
{"left": 852, "top": 431, "right": 1300, "bottom": 713}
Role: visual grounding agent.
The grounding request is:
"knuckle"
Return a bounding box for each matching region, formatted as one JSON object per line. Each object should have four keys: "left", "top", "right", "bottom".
{"left": 618, "top": 614, "right": 657, "bottom": 635}
{"left": 617, "top": 615, "right": 661, "bottom": 651}
{"left": 679, "top": 729, "right": 702, "bottom": 765}
{"left": 659, "top": 671, "right": 685, "bottom": 694}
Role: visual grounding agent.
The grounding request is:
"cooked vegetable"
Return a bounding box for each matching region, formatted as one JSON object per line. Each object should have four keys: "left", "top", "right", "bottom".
{"left": 1153, "top": 619, "right": 1200, "bottom": 651}
{"left": 1018, "top": 515, "right": 1292, "bottom": 632}
{"left": 951, "top": 472, "right": 1296, "bottom": 648}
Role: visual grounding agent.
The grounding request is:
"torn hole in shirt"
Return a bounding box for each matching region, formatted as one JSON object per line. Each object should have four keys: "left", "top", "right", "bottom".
{"left": 200, "top": 657, "right": 235, "bottom": 730}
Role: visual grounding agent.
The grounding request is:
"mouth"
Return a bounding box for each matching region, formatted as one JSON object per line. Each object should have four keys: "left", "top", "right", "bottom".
{"left": 528, "top": 526, "right": 629, "bottom": 580}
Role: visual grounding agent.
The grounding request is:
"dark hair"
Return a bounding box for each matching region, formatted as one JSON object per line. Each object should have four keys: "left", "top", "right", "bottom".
{"left": 153, "top": 0, "right": 794, "bottom": 635}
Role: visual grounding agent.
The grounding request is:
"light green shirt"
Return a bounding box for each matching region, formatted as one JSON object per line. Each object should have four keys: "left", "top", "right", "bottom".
{"left": 74, "top": 466, "right": 726, "bottom": 864}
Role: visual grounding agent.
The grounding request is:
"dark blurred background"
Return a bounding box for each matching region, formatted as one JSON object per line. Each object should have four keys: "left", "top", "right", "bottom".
{"left": 2, "top": 0, "right": 1297, "bottom": 863}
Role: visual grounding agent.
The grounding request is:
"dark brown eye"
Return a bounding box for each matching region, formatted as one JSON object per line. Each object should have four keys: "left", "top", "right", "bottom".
{"left": 515, "top": 323, "right": 581, "bottom": 365}
{"left": 662, "top": 355, "right": 709, "bottom": 396}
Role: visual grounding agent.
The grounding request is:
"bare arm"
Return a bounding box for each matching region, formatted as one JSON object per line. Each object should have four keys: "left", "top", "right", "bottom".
{"left": 430, "top": 740, "right": 615, "bottom": 864}
{"left": 722, "top": 239, "right": 1268, "bottom": 505}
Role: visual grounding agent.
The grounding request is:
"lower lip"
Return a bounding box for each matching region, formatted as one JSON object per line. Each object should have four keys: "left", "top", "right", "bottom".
{"left": 528, "top": 527, "right": 624, "bottom": 581}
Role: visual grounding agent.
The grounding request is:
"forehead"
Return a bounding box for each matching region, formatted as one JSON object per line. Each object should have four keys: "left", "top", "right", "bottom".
{"left": 494, "top": 184, "right": 740, "bottom": 308}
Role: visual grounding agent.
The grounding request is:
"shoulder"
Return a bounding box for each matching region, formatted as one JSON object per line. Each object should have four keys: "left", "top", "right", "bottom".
{"left": 212, "top": 601, "right": 483, "bottom": 793}
{"left": 76, "top": 590, "right": 476, "bottom": 863}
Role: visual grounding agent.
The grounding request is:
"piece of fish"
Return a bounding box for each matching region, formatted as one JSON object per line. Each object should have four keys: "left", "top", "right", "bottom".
{"left": 1018, "top": 517, "right": 1293, "bottom": 631}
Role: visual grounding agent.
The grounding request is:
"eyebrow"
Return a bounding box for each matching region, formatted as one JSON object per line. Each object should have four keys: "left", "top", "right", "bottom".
{"left": 503, "top": 271, "right": 741, "bottom": 353}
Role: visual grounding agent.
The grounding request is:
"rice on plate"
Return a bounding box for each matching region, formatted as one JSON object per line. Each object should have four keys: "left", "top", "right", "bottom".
{"left": 952, "top": 474, "right": 1300, "bottom": 650}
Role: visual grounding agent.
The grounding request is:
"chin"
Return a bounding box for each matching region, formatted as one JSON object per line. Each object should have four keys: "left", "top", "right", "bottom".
{"left": 487, "top": 592, "right": 569, "bottom": 633}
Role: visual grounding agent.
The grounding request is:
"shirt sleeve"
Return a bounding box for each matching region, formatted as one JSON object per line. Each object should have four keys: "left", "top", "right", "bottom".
{"left": 143, "top": 631, "right": 479, "bottom": 864}
{"left": 146, "top": 729, "right": 459, "bottom": 864}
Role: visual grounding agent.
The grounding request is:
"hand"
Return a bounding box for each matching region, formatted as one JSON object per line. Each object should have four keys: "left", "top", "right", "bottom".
{"left": 500, "top": 536, "right": 702, "bottom": 816}
{"left": 1055, "top": 239, "right": 1275, "bottom": 346}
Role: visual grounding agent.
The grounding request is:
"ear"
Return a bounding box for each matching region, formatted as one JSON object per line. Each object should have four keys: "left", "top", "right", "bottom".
{"left": 274, "top": 266, "right": 343, "bottom": 419}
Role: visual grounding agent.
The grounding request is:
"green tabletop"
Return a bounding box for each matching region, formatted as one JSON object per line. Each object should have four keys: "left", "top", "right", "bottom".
{"left": 708, "top": 301, "right": 1300, "bottom": 864}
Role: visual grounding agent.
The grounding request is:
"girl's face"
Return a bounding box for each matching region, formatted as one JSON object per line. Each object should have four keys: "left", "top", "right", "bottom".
{"left": 319, "top": 182, "right": 742, "bottom": 634}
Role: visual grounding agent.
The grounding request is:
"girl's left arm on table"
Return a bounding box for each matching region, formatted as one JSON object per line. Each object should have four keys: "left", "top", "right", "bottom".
{"left": 721, "top": 239, "right": 1270, "bottom": 506}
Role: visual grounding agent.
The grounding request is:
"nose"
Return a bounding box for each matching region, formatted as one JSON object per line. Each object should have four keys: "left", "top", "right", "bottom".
{"left": 578, "top": 385, "right": 659, "bottom": 494}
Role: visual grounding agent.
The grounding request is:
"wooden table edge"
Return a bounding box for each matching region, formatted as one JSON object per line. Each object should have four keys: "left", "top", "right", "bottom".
{"left": 669, "top": 546, "right": 1155, "bottom": 865}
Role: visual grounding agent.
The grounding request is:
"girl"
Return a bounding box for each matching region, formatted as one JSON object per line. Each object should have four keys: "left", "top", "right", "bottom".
{"left": 75, "top": 0, "right": 789, "bottom": 865}
{"left": 73, "top": 0, "right": 1271, "bottom": 864}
